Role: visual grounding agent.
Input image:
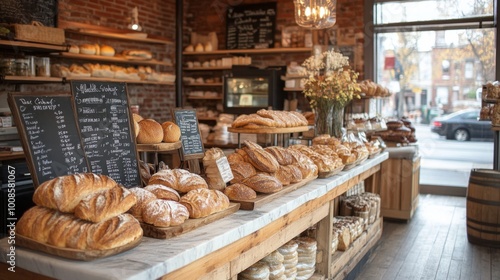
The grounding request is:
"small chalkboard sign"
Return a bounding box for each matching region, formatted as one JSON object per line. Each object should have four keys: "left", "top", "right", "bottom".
{"left": 0, "top": 0, "right": 58, "bottom": 27}
{"left": 172, "top": 108, "right": 205, "bottom": 160}
{"left": 71, "top": 81, "right": 141, "bottom": 188}
{"left": 8, "top": 93, "right": 90, "bottom": 187}
{"left": 226, "top": 2, "right": 277, "bottom": 50}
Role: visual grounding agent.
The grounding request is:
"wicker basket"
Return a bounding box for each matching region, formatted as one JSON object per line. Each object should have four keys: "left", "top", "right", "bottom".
{"left": 13, "top": 22, "right": 65, "bottom": 45}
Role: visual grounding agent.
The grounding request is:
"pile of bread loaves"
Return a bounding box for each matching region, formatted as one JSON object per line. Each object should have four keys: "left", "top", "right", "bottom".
{"left": 358, "top": 80, "right": 392, "bottom": 97}
{"left": 232, "top": 109, "right": 309, "bottom": 129}
{"left": 16, "top": 174, "right": 143, "bottom": 251}
{"left": 371, "top": 117, "right": 417, "bottom": 144}
{"left": 128, "top": 168, "right": 230, "bottom": 227}
{"left": 310, "top": 134, "right": 372, "bottom": 167}
{"left": 238, "top": 236, "right": 318, "bottom": 280}
{"left": 68, "top": 44, "right": 152, "bottom": 60}
{"left": 133, "top": 113, "right": 181, "bottom": 144}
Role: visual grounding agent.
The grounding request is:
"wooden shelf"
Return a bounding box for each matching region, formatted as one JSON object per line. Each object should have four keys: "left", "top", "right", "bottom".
{"left": 0, "top": 40, "right": 68, "bottom": 52}
{"left": 57, "top": 52, "right": 173, "bottom": 67}
{"left": 197, "top": 116, "right": 218, "bottom": 121}
{"left": 2, "top": 76, "right": 64, "bottom": 83}
{"left": 183, "top": 47, "right": 312, "bottom": 55}
{"left": 184, "top": 83, "right": 223, "bottom": 86}
{"left": 64, "top": 76, "right": 175, "bottom": 85}
{"left": 60, "top": 20, "right": 172, "bottom": 45}
{"left": 281, "top": 74, "right": 306, "bottom": 80}
{"left": 183, "top": 66, "right": 231, "bottom": 71}
{"left": 284, "top": 87, "right": 304, "bottom": 92}
{"left": 186, "top": 96, "right": 222, "bottom": 100}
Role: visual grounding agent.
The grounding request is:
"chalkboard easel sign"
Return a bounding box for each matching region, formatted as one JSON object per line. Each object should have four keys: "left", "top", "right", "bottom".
{"left": 172, "top": 108, "right": 205, "bottom": 162}
{"left": 8, "top": 92, "right": 90, "bottom": 187}
{"left": 71, "top": 81, "right": 141, "bottom": 188}
{"left": 226, "top": 2, "right": 277, "bottom": 50}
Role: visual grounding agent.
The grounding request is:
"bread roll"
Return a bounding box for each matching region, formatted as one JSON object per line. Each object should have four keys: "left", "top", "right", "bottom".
{"left": 100, "top": 45, "right": 115, "bottom": 56}
{"left": 144, "top": 184, "right": 180, "bottom": 201}
{"left": 242, "top": 174, "right": 282, "bottom": 193}
{"left": 141, "top": 199, "right": 189, "bottom": 227}
{"left": 73, "top": 186, "right": 137, "bottom": 223}
{"left": 161, "top": 121, "right": 181, "bottom": 143}
{"left": 33, "top": 173, "right": 117, "bottom": 213}
{"left": 79, "top": 44, "right": 96, "bottom": 55}
{"left": 224, "top": 183, "right": 257, "bottom": 200}
{"left": 180, "top": 188, "right": 230, "bottom": 218}
{"left": 148, "top": 168, "right": 208, "bottom": 193}
{"left": 137, "top": 119, "right": 163, "bottom": 144}
{"left": 17, "top": 206, "right": 142, "bottom": 250}
{"left": 127, "top": 187, "right": 157, "bottom": 219}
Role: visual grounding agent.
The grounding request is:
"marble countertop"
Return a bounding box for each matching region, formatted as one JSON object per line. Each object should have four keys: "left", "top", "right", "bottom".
{"left": 0, "top": 153, "right": 388, "bottom": 280}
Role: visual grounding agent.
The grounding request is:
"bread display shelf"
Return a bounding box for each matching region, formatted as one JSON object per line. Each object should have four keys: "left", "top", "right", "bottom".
{"left": 228, "top": 126, "right": 310, "bottom": 134}
{"left": 2, "top": 76, "right": 63, "bottom": 83}
{"left": 183, "top": 66, "right": 232, "bottom": 71}
{"left": 136, "top": 141, "right": 182, "bottom": 152}
{"left": 141, "top": 203, "right": 240, "bottom": 239}
{"left": 58, "top": 52, "right": 173, "bottom": 67}
{"left": 0, "top": 39, "right": 68, "bottom": 52}
{"left": 60, "top": 20, "right": 172, "bottom": 45}
{"left": 231, "top": 175, "right": 317, "bottom": 210}
{"left": 16, "top": 234, "right": 142, "bottom": 261}
{"left": 342, "top": 162, "right": 358, "bottom": 171}
{"left": 185, "top": 83, "right": 223, "bottom": 86}
{"left": 64, "top": 76, "right": 175, "bottom": 85}
{"left": 318, "top": 165, "right": 344, "bottom": 179}
{"left": 182, "top": 47, "right": 312, "bottom": 56}
{"left": 368, "top": 150, "right": 382, "bottom": 159}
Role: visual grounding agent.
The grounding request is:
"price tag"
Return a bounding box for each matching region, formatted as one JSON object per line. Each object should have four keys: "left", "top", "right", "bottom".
{"left": 216, "top": 157, "right": 234, "bottom": 183}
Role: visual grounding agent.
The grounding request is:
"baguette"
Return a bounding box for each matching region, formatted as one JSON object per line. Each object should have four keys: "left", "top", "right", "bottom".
{"left": 17, "top": 206, "right": 143, "bottom": 250}
{"left": 33, "top": 173, "right": 117, "bottom": 213}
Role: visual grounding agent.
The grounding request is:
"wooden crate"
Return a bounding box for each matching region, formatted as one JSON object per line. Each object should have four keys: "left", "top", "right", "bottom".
{"left": 378, "top": 155, "right": 420, "bottom": 220}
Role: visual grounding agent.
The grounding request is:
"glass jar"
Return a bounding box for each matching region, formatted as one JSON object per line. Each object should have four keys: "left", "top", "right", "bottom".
{"left": 35, "top": 57, "right": 51, "bottom": 77}
{"left": 0, "top": 58, "right": 16, "bottom": 76}
{"left": 15, "top": 59, "right": 29, "bottom": 76}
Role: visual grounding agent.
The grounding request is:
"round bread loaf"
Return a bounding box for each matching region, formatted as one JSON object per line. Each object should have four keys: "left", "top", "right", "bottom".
{"left": 133, "top": 113, "right": 144, "bottom": 123}
{"left": 224, "top": 183, "right": 257, "bottom": 200}
{"left": 100, "top": 45, "right": 115, "bottom": 56}
{"left": 161, "top": 121, "right": 181, "bottom": 143}
{"left": 137, "top": 119, "right": 163, "bottom": 144}
{"left": 79, "top": 44, "right": 96, "bottom": 55}
{"left": 68, "top": 45, "right": 79, "bottom": 54}
{"left": 144, "top": 184, "right": 180, "bottom": 202}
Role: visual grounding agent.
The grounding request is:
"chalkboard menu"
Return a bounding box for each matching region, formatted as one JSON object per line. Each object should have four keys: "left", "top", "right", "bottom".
{"left": 172, "top": 109, "right": 204, "bottom": 160}
{"left": 71, "top": 81, "right": 141, "bottom": 188}
{"left": 8, "top": 93, "right": 89, "bottom": 187}
{"left": 226, "top": 2, "right": 277, "bottom": 50}
{"left": 0, "top": 0, "right": 58, "bottom": 27}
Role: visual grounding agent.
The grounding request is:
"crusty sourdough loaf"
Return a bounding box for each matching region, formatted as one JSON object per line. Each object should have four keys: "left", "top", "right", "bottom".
{"left": 73, "top": 186, "right": 137, "bottom": 223}
{"left": 161, "top": 121, "right": 181, "bottom": 143}
{"left": 127, "top": 187, "right": 157, "bottom": 219}
{"left": 229, "top": 161, "right": 256, "bottom": 184}
{"left": 180, "top": 188, "right": 230, "bottom": 218}
{"left": 243, "top": 141, "right": 280, "bottom": 173}
{"left": 144, "top": 184, "right": 180, "bottom": 201}
{"left": 17, "top": 206, "right": 142, "bottom": 250}
{"left": 223, "top": 183, "right": 257, "bottom": 200}
{"left": 148, "top": 168, "right": 208, "bottom": 193}
{"left": 264, "top": 146, "right": 293, "bottom": 166}
{"left": 136, "top": 119, "right": 163, "bottom": 144}
{"left": 141, "top": 199, "right": 189, "bottom": 227}
{"left": 242, "top": 173, "right": 283, "bottom": 194}
{"left": 33, "top": 173, "right": 117, "bottom": 213}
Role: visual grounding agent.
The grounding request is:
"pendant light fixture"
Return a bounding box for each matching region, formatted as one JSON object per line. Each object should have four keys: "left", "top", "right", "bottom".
{"left": 293, "top": 0, "right": 337, "bottom": 29}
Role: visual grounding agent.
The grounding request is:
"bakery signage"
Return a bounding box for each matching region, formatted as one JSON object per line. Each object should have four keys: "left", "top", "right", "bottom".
{"left": 71, "top": 81, "right": 141, "bottom": 188}
{"left": 8, "top": 93, "right": 90, "bottom": 187}
{"left": 172, "top": 109, "right": 205, "bottom": 160}
{"left": 226, "top": 2, "right": 277, "bottom": 50}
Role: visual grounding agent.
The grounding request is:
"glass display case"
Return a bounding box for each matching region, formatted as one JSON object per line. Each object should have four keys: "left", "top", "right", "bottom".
{"left": 223, "top": 66, "right": 285, "bottom": 115}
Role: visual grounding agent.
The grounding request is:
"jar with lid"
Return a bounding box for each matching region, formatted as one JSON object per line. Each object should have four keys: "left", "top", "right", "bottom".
{"left": 15, "top": 59, "right": 29, "bottom": 76}
{"left": 0, "top": 58, "right": 16, "bottom": 76}
{"left": 35, "top": 57, "right": 51, "bottom": 77}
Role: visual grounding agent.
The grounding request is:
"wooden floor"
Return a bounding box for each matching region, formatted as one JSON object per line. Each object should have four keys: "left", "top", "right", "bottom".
{"left": 355, "top": 194, "right": 500, "bottom": 280}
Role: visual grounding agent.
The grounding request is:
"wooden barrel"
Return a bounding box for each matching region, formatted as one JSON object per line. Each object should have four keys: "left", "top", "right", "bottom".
{"left": 467, "top": 169, "right": 500, "bottom": 247}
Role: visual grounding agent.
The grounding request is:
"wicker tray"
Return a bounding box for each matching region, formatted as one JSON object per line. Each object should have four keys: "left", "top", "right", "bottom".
{"left": 13, "top": 23, "right": 65, "bottom": 45}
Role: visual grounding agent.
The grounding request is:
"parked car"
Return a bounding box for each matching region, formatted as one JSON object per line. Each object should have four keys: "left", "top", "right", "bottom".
{"left": 430, "top": 109, "right": 493, "bottom": 141}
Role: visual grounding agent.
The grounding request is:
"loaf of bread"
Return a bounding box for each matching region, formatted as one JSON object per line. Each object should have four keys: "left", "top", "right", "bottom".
{"left": 231, "top": 113, "right": 280, "bottom": 128}
{"left": 242, "top": 173, "right": 283, "bottom": 193}
{"left": 264, "top": 146, "right": 293, "bottom": 165}
{"left": 273, "top": 165, "right": 303, "bottom": 186}
{"left": 73, "top": 186, "right": 137, "bottom": 223}
{"left": 122, "top": 49, "right": 153, "bottom": 60}
{"left": 243, "top": 141, "right": 280, "bottom": 173}
{"left": 144, "top": 184, "right": 180, "bottom": 201}
{"left": 224, "top": 183, "right": 257, "bottom": 200}
{"left": 100, "top": 45, "right": 115, "bottom": 57}
{"left": 180, "top": 188, "right": 230, "bottom": 218}
{"left": 229, "top": 161, "right": 256, "bottom": 184}
{"left": 137, "top": 119, "right": 163, "bottom": 144}
{"left": 226, "top": 152, "right": 245, "bottom": 164}
{"left": 17, "top": 206, "right": 142, "bottom": 250}
{"left": 141, "top": 199, "right": 189, "bottom": 227}
{"left": 127, "top": 187, "right": 157, "bottom": 219}
{"left": 287, "top": 149, "right": 318, "bottom": 179}
{"left": 203, "top": 148, "right": 227, "bottom": 190}
{"left": 33, "top": 173, "right": 117, "bottom": 213}
{"left": 148, "top": 168, "right": 208, "bottom": 193}
{"left": 161, "top": 121, "right": 181, "bottom": 143}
